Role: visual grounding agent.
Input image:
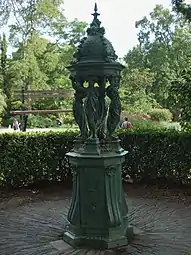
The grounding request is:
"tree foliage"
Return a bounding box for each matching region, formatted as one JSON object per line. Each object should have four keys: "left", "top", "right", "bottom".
{"left": 172, "top": 0, "right": 191, "bottom": 22}
{"left": 0, "top": 90, "right": 6, "bottom": 120}
{"left": 0, "top": 1, "right": 191, "bottom": 129}
{"left": 0, "top": 0, "right": 87, "bottom": 125}
{"left": 121, "top": 67, "right": 159, "bottom": 114}
{"left": 122, "top": 4, "right": 191, "bottom": 125}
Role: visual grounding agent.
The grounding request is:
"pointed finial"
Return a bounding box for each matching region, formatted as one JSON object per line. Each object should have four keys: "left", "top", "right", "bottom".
{"left": 94, "top": 2, "right": 98, "bottom": 12}
{"left": 92, "top": 2, "right": 100, "bottom": 20}
{"left": 87, "top": 3, "right": 105, "bottom": 35}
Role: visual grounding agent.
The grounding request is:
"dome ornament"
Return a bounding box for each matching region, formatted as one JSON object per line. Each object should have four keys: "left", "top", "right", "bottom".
{"left": 87, "top": 2, "right": 105, "bottom": 36}
{"left": 92, "top": 3, "right": 100, "bottom": 20}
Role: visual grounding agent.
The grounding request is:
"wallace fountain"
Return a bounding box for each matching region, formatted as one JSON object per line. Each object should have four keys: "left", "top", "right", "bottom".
{"left": 63, "top": 2, "right": 133, "bottom": 249}
{"left": 0, "top": 4, "right": 190, "bottom": 255}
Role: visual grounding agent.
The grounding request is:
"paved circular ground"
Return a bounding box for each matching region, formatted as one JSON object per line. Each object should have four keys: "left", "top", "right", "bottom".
{"left": 0, "top": 186, "right": 190, "bottom": 255}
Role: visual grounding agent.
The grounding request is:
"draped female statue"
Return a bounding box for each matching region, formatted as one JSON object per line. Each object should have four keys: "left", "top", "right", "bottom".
{"left": 106, "top": 76, "right": 121, "bottom": 138}
{"left": 96, "top": 79, "right": 107, "bottom": 139}
{"left": 71, "top": 77, "right": 88, "bottom": 138}
{"left": 84, "top": 81, "right": 99, "bottom": 138}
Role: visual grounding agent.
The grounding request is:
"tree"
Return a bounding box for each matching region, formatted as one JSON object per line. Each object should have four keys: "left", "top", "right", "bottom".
{"left": 170, "top": 1, "right": 191, "bottom": 128}
{"left": 134, "top": 5, "right": 178, "bottom": 106}
{"left": 172, "top": 0, "right": 191, "bottom": 21}
{"left": 0, "top": 0, "right": 66, "bottom": 45}
{"left": 123, "top": 5, "right": 191, "bottom": 120}
{"left": 123, "top": 46, "right": 145, "bottom": 70}
{"left": 0, "top": 0, "right": 87, "bottom": 127}
{"left": 0, "top": 90, "right": 6, "bottom": 124}
{"left": 0, "top": 1, "right": 86, "bottom": 95}
{"left": 120, "top": 67, "right": 159, "bottom": 114}
{"left": 0, "top": 34, "right": 8, "bottom": 97}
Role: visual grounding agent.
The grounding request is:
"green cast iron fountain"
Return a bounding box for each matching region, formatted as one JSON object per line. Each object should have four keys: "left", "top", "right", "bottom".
{"left": 63, "top": 3, "right": 133, "bottom": 249}
{"left": 0, "top": 5, "right": 190, "bottom": 255}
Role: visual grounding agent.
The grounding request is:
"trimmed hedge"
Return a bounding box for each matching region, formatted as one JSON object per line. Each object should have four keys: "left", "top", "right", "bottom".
{"left": 0, "top": 129, "right": 191, "bottom": 188}
{"left": 119, "top": 130, "right": 191, "bottom": 186}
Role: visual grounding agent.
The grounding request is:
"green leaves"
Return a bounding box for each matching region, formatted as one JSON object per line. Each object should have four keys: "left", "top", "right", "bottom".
{"left": 172, "top": 0, "right": 191, "bottom": 22}
{"left": 120, "top": 67, "right": 158, "bottom": 114}
{"left": 123, "top": 4, "right": 191, "bottom": 122}
{"left": 0, "top": 90, "right": 6, "bottom": 123}
{"left": 0, "top": 0, "right": 88, "bottom": 118}
{"left": 0, "top": 130, "right": 190, "bottom": 188}
{"left": 149, "top": 109, "right": 173, "bottom": 121}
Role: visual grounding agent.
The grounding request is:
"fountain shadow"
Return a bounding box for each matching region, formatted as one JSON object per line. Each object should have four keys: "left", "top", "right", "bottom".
{"left": 0, "top": 186, "right": 190, "bottom": 255}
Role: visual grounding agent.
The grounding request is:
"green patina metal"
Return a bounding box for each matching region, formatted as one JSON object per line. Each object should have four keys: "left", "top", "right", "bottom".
{"left": 63, "top": 3, "right": 133, "bottom": 249}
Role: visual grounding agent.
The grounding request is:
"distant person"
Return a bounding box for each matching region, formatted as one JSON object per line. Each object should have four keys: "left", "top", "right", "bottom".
{"left": 13, "top": 119, "right": 19, "bottom": 131}
{"left": 121, "top": 117, "right": 133, "bottom": 129}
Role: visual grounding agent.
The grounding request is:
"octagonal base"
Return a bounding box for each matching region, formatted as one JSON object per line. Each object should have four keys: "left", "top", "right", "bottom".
{"left": 63, "top": 138, "right": 133, "bottom": 250}
{"left": 63, "top": 231, "right": 126, "bottom": 249}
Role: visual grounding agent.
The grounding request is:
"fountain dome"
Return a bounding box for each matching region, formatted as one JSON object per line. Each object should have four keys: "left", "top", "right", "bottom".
{"left": 73, "top": 3, "right": 118, "bottom": 64}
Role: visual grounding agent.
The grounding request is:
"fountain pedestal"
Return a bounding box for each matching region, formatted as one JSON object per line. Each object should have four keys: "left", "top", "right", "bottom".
{"left": 63, "top": 138, "right": 133, "bottom": 249}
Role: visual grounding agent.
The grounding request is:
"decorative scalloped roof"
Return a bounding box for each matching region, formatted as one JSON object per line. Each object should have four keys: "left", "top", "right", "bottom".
{"left": 73, "top": 3, "right": 118, "bottom": 64}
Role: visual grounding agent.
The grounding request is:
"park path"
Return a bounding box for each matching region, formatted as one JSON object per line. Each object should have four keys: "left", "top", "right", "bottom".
{"left": 0, "top": 127, "right": 57, "bottom": 133}
{"left": 0, "top": 185, "right": 190, "bottom": 255}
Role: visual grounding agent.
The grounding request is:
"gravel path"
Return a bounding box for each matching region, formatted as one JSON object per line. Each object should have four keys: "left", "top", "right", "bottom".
{"left": 0, "top": 186, "right": 190, "bottom": 255}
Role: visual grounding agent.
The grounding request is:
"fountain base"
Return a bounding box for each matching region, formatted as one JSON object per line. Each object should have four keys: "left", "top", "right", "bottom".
{"left": 63, "top": 138, "right": 133, "bottom": 249}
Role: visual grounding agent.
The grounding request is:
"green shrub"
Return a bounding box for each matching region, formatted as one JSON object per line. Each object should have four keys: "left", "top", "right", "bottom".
{"left": 149, "top": 109, "right": 173, "bottom": 122}
{"left": 0, "top": 129, "right": 190, "bottom": 188}
{"left": 181, "top": 121, "right": 191, "bottom": 132}
{"left": 0, "top": 131, "right": 76, "bottom": 188}
{"left": 61, "top": 113, "right": 75, "bottom": 126}
{"left": 0, "top": 91, "right": 6, "bottom": 117}
{"left": 127, "top": 117, "right": 179, "bottom": 131}
{"left": 120, "top": 129, "right": 191, "bottom": 185}
{"left": 4, "top": 114, "right": 75, "bottom": 129}
{"left": 128, "top": 118, "right": 163, "bottom": 130}
{"left": 27, "top": 114, "right": 74, "bottom": 128}
{"left": 4, "top": 114, "right": 57, "bottom": 128}
{"left": 27, "top": 115, "right": 57, "bottom": 128}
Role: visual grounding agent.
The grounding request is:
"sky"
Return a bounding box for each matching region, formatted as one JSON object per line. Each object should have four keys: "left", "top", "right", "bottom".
{"left": 2, "top": 0, "right": 191, "bottom": 57}
{"left": 63, "top": 0, "right": 173, "bottom": 57}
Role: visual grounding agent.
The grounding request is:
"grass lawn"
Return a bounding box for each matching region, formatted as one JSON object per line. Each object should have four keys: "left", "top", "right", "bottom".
{"left": 128, "top": 117, "right": 181, "bottom": 131}
{"left": 0, "top": 119, "right": 181, "bottom": 133}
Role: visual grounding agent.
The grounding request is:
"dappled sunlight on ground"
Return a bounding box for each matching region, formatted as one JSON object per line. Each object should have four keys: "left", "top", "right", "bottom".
{"left": 0, "top": 185, "right": 190, "bottom": 255}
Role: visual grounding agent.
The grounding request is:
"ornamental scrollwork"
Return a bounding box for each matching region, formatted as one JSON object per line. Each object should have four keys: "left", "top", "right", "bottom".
{"left": 105, "top": 165, "right": 116, "bottom": 176}
{"left": 68, "top": 3, "right": 122, "bottom": 142}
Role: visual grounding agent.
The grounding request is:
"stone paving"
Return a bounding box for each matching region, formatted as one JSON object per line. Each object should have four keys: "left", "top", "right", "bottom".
{"left": 0, "top": 188, "right": 190, "bottom": 255}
